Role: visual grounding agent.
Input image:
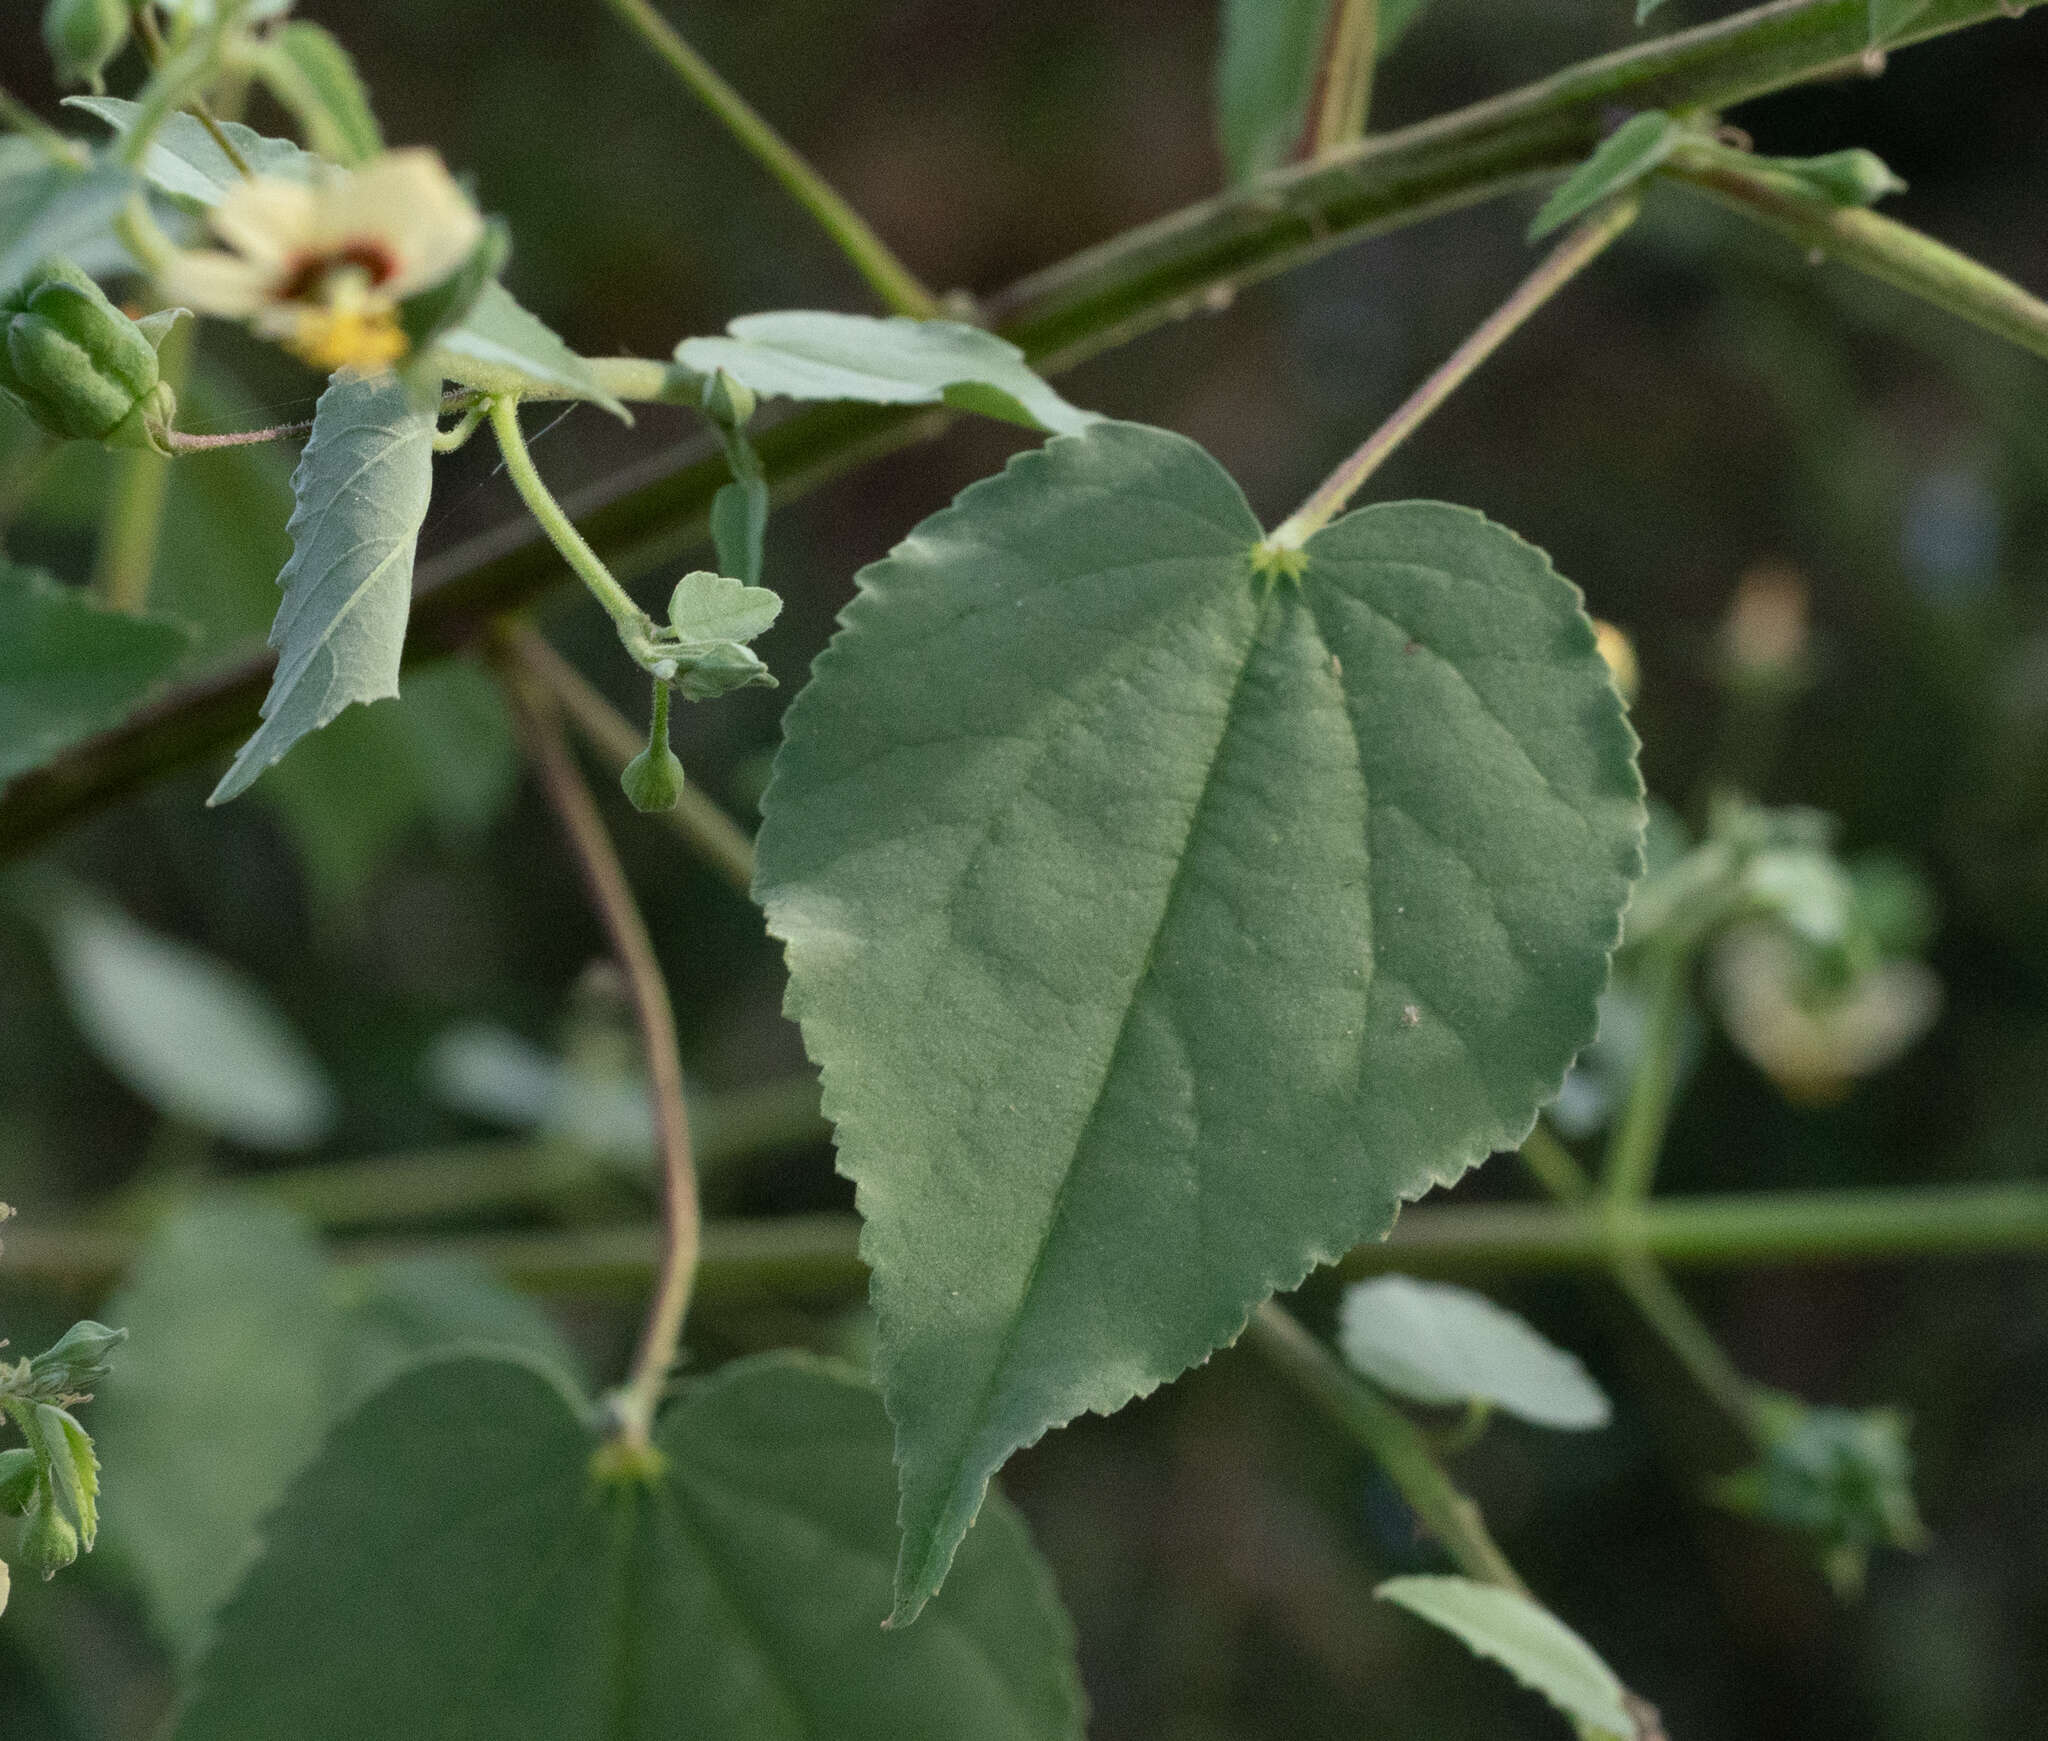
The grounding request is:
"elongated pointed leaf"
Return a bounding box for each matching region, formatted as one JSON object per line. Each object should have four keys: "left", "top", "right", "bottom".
{"left": 1377, "top": 1576, "right": 1634, "bottom": 1740}
{"left": 756, "top": 421, "right": 1643, "bottom": 1622}
{"left": 172, "top": 1353, "right": 1084, "bottom": 1741}
{"left": 1338, "top": 1275, "right": 1610, "bottom": 1428}
{"left": 1529, "top": 111, "right": 1678, "bottom": 241}
{"left": 1215, "top": 0, "right": 1434, "bottom": 184}
{"left": 210, "top": 373, "right": 434, "bottom": 804}
{"left": 0, "top": 562, "right": 189, "bottom": 785}
{"left": 261, "top": 23, "right": 383, "bottom": 165}
{"left": 1870, "top": 0, "right": 1937, "bottom": 45}
{"left": 675, "top": 312, "right": 1097, "bottom": 436}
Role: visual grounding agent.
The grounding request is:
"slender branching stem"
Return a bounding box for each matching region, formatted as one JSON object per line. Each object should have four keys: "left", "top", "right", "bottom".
{"left": 508, "top": 624, "right": 758, "bottom": 895}
{"left": 597, "top": 0, "right": 940, "bottom": 320}
{"left": 487, "top": 396, "right": 652, "bottom": 645}
{"left": 494, "top": 647, "right": 701, "bottom": 1448}
{"left": 163, "top": 418, "right": 316, "bottom": 452}
{"left": 1667, "top": 149, "right": 2048, "bottom": 362}
{"left": 1311, "top": 0, "right": 1380, "bottom": 156}
{"left": 131, "top": 0, "right": 254, "bottom": 177}
{"left": 1602, "top": 945, "right": 1691, "bottom": 1204}
{"left": 1244, "top": 1301, "right": 1530, "bottom": 1592}
{"left": 1265, "top": 197, "right": 1637, "bottom": 553}
{"left": 93, "top": 317, "right": 192, "bottom": 613}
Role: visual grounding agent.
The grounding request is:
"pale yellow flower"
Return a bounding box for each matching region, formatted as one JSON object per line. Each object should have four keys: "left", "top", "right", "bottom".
{"left": 160, "top": 149, "right": 483, "bottom": 373}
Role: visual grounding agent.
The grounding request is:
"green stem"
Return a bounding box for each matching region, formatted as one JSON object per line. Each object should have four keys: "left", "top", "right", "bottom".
{"left": 1602, "top": 946, "right": 1691, "bottom": 1203}
{"left": 7, "top": 1181, "right": 2048, "bottom": 1296}
{"left": 0, "top": 87, "right": 89, "bottom": 167}
{"left": 494, "top": 652, "right": 700, "bottom": 1449}
{"left": 1264, "top": 197, "right": 1636, "bottom": 551}
{"left": 432, "top": 400, "right": 488, "bottom": 454}
{"left": 1667, "top": 146, "right": 2048, "bottom": 362}
{"left": 10, "top": 0, "right": 2047, "bottom": 856}
{"left": 1244, "top": 1301, "right": 1529, "bottom": 1591}
{"left": 1312, "top": 0, "right": 1380, "bottom": 155}
{"left": 596, "top": 0, "right": 939, "bottom": 319}
{"left": 509, "top": 623, "right": 758, "bottom": 895}
{"left": 131, "top": 0, "right": 253, "bottom": 177}
{"left": 487, "top": 396, "right": 653, "bottom": 649}
{"left": 91, "top": 316, "right": 192, "bottom": 612}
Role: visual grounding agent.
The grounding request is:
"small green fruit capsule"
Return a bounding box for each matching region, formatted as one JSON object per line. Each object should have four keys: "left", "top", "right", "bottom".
{"left": 28, "top": 1321, "right": 127, "bottom": 1394}
{"left": 43, "top": 0, "right": 130, "bottom": 91}
{"left": 0, "top": 260, "right": 177, "bottom": 450}
{"left": 0, "top": 1449, "right": 37, "bottom": 1517}
{"left": 1787, "top": 149, "right": 1906, "bottom": 208}
{"left": 19, "top": 1493, "right": 79, "bottom": 1580}
{"left": 621, "top": 744, "right": 686, "bottom": 813}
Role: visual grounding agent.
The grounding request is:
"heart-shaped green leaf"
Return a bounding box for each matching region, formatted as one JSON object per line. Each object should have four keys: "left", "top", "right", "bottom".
{"left": 756, "top": 420, "right": 1642, "bottom": 1622}
{"left": 171, "top": 1353, "right": 1084, "bottom": 1741}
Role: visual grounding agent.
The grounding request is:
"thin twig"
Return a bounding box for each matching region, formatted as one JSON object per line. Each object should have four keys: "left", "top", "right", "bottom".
{"left": 132, "top": 0, "right": 254, "bottom": 177}
{"left": 492, "top": 643, "right": 700, "bottom": 1448}
{"left": 1264, "top": 196, "right": 1638, "bottom": 553}
{"left": 597, "top": 0, "right": 939, "bottom": 319}
{"left": 509, "top": 624, "right": 758, "bottom": 895}
{"left": 1244, "top": 1301, "right": 1528, "bottom": 1590}
{"left": 162, "top": 418, "right": 316, "bottom": 452}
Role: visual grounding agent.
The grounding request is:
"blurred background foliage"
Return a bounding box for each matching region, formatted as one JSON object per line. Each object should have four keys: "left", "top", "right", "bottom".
{"left": 3, "top": 0, "right": 2048, "bottom": 1735}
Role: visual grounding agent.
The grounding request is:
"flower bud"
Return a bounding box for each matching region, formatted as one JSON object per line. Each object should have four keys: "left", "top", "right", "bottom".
{"left": 676, "top": 641, "right": 774, "bottom": 702}
{"left": 1783, "top": 149, "right": 1907, "bottom": 209}
{"left": 43, "top": 0, "right": 130, "bottom": 92}
{"left": 27, "top": 1321, "right": 126, "bottom": 1395}
{"left": 0, "top": 1449, "right": 36, "bottom": 1517}
{"left": 621, "top": 743, "right": 686, "bottom": 813}
{"left": 18, "top": 1492, "right": 79, "bottom": 1581}
{"left": 0, "top": 260, "right": 178, "bottom": 452}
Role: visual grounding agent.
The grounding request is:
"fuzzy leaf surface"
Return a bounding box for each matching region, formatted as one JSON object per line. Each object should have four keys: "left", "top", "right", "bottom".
{"left": 1338, "top": 1275, "right": 1611, "bottom": 1428}
{"left": 0, "top": 562, "right": 188, "bottom": 786}
{"left": 676, "top": 312, "right": 1097, "bottom": 436}
{"left": 210, "top": 372, "right": 434, "bottom": 803}
{"left": 65, "top": 98, "right": 315, "bottom": 207}
{"left": 755, "top": 421, "right": 1643, "bottom": 1620}
{"left": 172, "top": 1353, "right": 1084, "bottom": 1741}
{"left": 0, "top": 157, "right": 132, "bottom": 297}
{"left": 1377, "top": 1576, "right": 1634, "bottom": 1739}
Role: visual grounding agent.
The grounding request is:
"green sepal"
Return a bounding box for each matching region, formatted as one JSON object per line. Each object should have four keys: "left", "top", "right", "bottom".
{"left": 43, "top": 0, "right": 130, "bottom": 91}
{"left": 674, "top": 640, "right": 773, "bottom": 701}
{"left": 27, "top": 1320, "right": 128, "bottom": 1396}
{"left": 697, "top": 366, "right": 757, "bottom": 432}
{"left": 397, "top": 220, "right": 508, "bottom": 404}
{"left": 0, "top": 258, "right": 178, "bottom": 451}
{"left": 0, "top": 1447, "right": 37, "bottom": 1516}
{"left": 1759, "top": 147, "right": 1906, "bottom": 208}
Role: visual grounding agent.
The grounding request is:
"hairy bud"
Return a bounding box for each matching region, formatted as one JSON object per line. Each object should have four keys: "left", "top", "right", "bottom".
{"left": 0, "top": 259, "right": 179, "bottom": 452}
{"left": 18, "top": 1493, "right": 80, "bottom": 1581}
{"left": 621, "top": 743, "right": 687, "bottom": 813}
{"left": 27, "top": 1321, "right": 127, "bottom": 1395}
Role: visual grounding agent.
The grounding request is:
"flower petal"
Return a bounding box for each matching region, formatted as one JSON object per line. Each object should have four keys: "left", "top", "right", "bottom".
{"left": 158, "top": 250, "right": 276, "bottom": 318}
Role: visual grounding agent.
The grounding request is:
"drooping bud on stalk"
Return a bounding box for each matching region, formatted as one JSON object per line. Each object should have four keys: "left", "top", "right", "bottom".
{"left": 0, "top": 259, "right": 179, "bottom": 453}
{"left": 42, "top": 0, "right": 130, "bottom": 92}
{"left": 621, "top": 680, "right": 686, "bottom": 813}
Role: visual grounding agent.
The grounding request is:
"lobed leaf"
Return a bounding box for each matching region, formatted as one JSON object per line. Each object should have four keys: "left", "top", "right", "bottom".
{"left": 1378, "top": 1575, "right": 1635, "bottom": 1740}
{"left": 1338, "top": 1275, "right": 1611, "bottom": 1429}
{"left": 171, "top": 1353, "right": 1085, "bottom": 1741}
{"left": 92, "top": 1201, "right": 583, "bottom": 1658}
{"left": 675, "top": 311, "right": 1097, "bottom": 436}
{"left": 1528, "top": 111, "right": 1679, "bottom": 241}
{"left": 0, "top": 561, "right": 189, "bottom": 787}
{"left": 756, "top": 420, "right": 1643, "bottom": 1622}
{"left": 209, "top": 372, "right": 435, "bottom": 804}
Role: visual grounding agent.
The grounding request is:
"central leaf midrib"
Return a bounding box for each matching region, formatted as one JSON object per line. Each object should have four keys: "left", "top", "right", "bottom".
{"left": 913, "top": 569, "right": 1275, "bottom": 1596}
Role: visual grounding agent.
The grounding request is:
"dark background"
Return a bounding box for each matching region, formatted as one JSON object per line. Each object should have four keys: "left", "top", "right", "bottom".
{"left": 4, "top": 1, "right": 2048, "bottom": 1735}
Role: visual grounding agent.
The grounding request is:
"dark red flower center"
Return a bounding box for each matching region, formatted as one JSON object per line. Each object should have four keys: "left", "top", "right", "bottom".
{"left": 274, "top": 240, "right": 402, "bottom": 303}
